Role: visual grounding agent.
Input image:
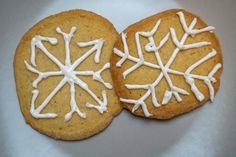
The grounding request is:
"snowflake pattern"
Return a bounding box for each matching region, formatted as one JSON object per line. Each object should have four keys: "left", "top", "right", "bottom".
{"left": 114, "top": 11, "right": 222, "bottom": 117}
{"left": 25, "top": 26, "right": 112, "bottom": 121}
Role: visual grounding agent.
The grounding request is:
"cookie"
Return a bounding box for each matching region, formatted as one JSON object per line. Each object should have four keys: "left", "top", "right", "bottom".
{"left": 110, "top": 9, "right": 223, "bottom": 119}
{"left": 14, "top": 9, "right": 122, "bottom": 140}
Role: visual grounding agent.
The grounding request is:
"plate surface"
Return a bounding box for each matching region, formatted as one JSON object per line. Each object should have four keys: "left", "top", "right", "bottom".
{"left": 0, "top": 0, "right": 236, "bottom": 157}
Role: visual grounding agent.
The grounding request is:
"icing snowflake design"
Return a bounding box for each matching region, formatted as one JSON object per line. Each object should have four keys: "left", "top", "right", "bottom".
{"left": 25, "top": 26, "right": 112, "bottom": 121}
{"left": 114, "top": 12, "right": 222, "bottom": 117}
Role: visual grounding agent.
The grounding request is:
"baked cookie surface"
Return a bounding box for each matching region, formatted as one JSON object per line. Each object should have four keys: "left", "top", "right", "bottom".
{"left": 110, "top": 9, "right": 223, "bottom": 119}
{"left": 14, "top": 9, "right": 122, "bottom": 140}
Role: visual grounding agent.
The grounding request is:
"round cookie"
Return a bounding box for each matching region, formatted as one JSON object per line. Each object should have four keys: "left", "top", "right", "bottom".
{"left": 14, "top": 9, "right": 122, "bottom": 140}
{"left": 110, "top": 9, "right": 223, "bottom": 119}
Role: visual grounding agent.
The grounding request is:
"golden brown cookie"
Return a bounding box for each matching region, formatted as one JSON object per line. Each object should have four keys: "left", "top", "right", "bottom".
{"left": 110, "top": 9, "right": 223, "bottom": 119}
{"left": 14, "top": 9, "right": 122, "bottom": 140}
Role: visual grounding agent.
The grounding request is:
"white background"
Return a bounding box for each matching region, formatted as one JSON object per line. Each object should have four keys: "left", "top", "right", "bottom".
{"left": 0, "top": 0, "right": 236, "bottom": 157}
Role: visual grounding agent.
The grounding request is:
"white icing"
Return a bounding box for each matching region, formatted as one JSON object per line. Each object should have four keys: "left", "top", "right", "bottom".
{"left": 75, "top": 63, "right": 112, "bottom": 89}
{"left": 64, "top": 81, "right": 86, "bottom": 121}
{"left": 184, "top": 49, "right": 222, "bottom": 101}
{"left": 116, "top": 33, "right": 129, "bottom": 67}
{"left": 185, "top": 76, "right": 204, "bottom": 101}
{"left": 177, "top": 11, "right": 215, "bottom": 36}
{"left": 208, "top": 63, "right": 222, "bottom": 82}
{"left": 114, "top": 11, "right": 222, "bottom": 117}
{"left": 30, "top": 90, "right": 58, "bottom": 118}
{"left": 149, "top": 85, "right": 160, "bottom": 107}
{"left": 25, "top": 61, "right": 63, "bottom": 88}
{"left": 31, "top": 36, "right": 58, "bottom": 66}
{"left": 114, "top": 47, "right": 160, "bottom": 69}
{"left": 204, "top": 78, "right": 214, "bottom": 101}
{"left": 114, "top": 46, "right": 214, "bottom": 81}
{"left": 162, "top": 90, "right": 172, "bottom": 105}
{"left": 170, "top": 28, "right": 211, "bottom": 50}
{"left": 120, "top": 20, "right": 162, "bottom": 79}
{"left": 30, "top": 78, "right": 67, "bottom": 118}
{"left": 120, "top": 93, "right": 152, "bottom": 117}
{"left": 185, "top": 49, "right": 217, "bottom": 74}
{"left": 86, "top": 90, "right": 107, "bottom": 113}
{"left": 56, "top": 26, "right": 76, "bottom": 66}
{"left": 25, "top": 26, "right": 112, "bottom": 121}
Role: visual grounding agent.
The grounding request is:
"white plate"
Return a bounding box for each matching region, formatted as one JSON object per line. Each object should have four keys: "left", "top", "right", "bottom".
{"left": 1, "top": 0, "right": 236, "bottom": 157}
